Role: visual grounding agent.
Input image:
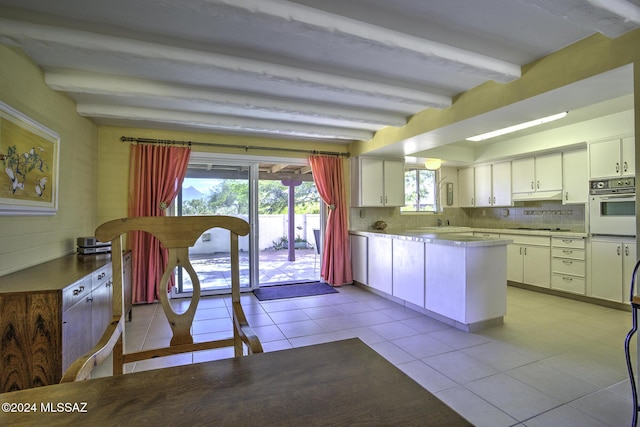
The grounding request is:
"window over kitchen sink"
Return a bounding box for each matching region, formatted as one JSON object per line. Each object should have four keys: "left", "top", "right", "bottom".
{"left": 402, "top": 168, "right": 437, "bottom": 213}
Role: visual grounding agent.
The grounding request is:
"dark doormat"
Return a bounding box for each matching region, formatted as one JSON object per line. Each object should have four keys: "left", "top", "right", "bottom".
{"left": 253, "top": 282, "right": 338, "bottom": 301}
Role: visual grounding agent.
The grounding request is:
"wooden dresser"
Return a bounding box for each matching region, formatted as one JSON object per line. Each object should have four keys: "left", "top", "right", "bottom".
{"left": 0, "top": 253, "right": 132, "bottom": 392}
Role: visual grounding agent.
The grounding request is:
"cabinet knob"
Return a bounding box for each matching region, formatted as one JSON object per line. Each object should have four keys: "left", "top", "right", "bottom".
{"left": 616, "top": 162, "right": 620, "bottom": 173}
{"left": 531, "top": 181, "right": 534, "bottom": 190}
{"left": 625, "top": 245, "right": 630, "bottom": 256}
{"left": 536, "top": 180, "right": 540, "bottom": 189}
{"left": 617, "top": 245, "right": 621, "bottom": 255}
{"left": 624, "top": 161, "right": 628, "bottom": 172}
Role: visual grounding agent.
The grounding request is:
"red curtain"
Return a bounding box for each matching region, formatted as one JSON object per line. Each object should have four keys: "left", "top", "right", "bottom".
{"left": 309, "top": 155, "right": 353, "bottom": 286}
{"left": 128, "top": 144, "right": 191, "bottom": 303}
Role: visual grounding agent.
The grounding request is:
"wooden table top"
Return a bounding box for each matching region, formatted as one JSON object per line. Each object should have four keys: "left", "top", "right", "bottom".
{"left": 0, "top": 338, "right": 471, "bottom": 426}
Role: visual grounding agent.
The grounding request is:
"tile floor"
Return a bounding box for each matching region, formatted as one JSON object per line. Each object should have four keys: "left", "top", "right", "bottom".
{"left": 105, "top": 285, "right": 637, "bottom": 427}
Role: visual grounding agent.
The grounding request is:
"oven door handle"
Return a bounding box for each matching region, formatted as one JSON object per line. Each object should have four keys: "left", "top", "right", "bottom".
{"left": 598, "top": 195, "right": 636, "bottom": 201}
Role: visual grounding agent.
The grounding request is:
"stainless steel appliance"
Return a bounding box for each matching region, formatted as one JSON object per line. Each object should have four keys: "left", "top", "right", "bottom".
{"left": 589, "top": 178, "right": 636, "bottom": 236}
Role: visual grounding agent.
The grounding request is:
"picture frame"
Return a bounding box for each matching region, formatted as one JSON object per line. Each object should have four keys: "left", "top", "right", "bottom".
{"left": 0, "top": 101, "right": 59, "bottom": 215}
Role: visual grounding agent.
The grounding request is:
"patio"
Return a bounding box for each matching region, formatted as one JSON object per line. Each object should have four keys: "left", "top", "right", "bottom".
{"left": 180, "top": 248, "right": 320, "bottom": 293}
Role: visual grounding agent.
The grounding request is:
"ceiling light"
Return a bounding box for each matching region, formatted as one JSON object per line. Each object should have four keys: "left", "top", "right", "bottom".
{"left": 424, "top": 158, "right": 442, "bottom": 170}
{"left": 466, "top": 111, "right": 568, "bottom": 142}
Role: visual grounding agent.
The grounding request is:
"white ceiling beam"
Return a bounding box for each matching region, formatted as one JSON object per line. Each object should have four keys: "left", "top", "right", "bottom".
{"left": 76, "top": 104, "right": 373, "bottom": 141}
{"left": 174, "top": 0, "right": 521, "bottom": 83}
{"left": 520, "top": 0, "right": 640, "bottom": 38}
{"left": 44, "top": 69, "right": 407, "bottom": 128}
{"left": 0, "top": 18, "right": 451, "bottom": 109}
{"left": 270, "top": 164, "right": 287, "bottom": 173}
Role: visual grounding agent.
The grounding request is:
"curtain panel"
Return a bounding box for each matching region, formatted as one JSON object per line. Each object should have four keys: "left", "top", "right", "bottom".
{"left": 128, "top": 144, "right": 191, "bottom": 303}
{"left": 309, "top": 155, "right": 353, "bottom": 286}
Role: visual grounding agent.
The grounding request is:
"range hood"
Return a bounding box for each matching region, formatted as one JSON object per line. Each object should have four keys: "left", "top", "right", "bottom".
{"left": 511, "top": 191, "right": 563, "bottom": 202}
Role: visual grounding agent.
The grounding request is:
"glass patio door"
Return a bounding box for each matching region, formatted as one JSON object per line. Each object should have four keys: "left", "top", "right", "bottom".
{"left": 173, "top": 161, "right": 256, "bottom": 296}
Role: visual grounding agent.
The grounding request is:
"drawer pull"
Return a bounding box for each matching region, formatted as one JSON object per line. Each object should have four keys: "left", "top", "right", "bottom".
{"left": 562, "top": 250, "right": 573, "bottom": 255}
{"left": 561, "top": 239, "right": 573, "bottom": 244}
{"left": 73, "top": 289, "right": 79, "bottom": 296}
{"left": 562, "top": 276, "right": 573, "bottom": 282}
{"left": 562, "top": 260, "right": 573, "bottom": 265}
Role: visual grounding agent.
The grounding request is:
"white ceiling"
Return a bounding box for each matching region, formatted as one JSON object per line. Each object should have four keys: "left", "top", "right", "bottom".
{"left": 0, "top": 0, "right": 638, "bottom": 155}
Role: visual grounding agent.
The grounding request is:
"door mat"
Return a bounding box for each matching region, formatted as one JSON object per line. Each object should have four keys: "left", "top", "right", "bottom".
{"left": 253, "top": 282, "right": 338, "bottom": 301}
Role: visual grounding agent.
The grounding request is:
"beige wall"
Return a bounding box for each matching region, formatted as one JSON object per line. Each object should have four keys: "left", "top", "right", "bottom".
{"left": 0, "top": 46, "right": 98, "bottom": 275}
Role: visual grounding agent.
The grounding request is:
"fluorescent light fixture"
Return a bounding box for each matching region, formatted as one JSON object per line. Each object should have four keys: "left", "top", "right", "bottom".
{"left": 424, "top": 158, "right": 442, "bottom": 170}
{"left": 466, "top": 111, "right": 568, "bottom": 142}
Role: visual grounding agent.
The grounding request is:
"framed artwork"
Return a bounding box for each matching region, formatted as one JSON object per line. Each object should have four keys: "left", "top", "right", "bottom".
{"left": 0, "top": 101, "right": 59, "bottom": 215}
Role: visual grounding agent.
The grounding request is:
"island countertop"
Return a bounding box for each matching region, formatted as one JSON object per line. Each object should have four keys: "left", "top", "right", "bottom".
{"left": 349, "top": 229, "right": 512, "bottom": 248}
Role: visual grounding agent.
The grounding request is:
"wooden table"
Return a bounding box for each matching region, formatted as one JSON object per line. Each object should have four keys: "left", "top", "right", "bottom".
{"left": 0, "top": 338, "right": 472, "bottom": 426}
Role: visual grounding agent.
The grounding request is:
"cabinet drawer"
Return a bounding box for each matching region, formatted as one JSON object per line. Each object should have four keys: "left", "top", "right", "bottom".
{"left": 551, "top": 273, "right": 585, "bottom": 294}
{"left": 474, "top": 232, "right": 500, "bottom": 238}
{"left": 63, "top": 278, "right": 91, "bottom": 311}
{"left": 552, "top": 237, "right": 585, "bottom": 250}
{"left": 504, "top": 234, "right": 550, "bottom": 246}
{"left": 551, "top": 248, "right": 585, "bottom": 260}
{"left": 91, "top": 265, "right": 111, "bottom": 291}
{"left": 551, "top": 258, "right": 585, "bottom": 276}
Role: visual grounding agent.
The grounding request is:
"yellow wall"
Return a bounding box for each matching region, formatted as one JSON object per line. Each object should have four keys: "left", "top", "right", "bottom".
{"left": 0, "top": 45, "right": 99, "bottom": 275}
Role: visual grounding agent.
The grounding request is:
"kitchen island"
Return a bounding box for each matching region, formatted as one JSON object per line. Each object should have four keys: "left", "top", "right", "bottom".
{"left": 350, "top": 228, "right": 512, "bottom": 332}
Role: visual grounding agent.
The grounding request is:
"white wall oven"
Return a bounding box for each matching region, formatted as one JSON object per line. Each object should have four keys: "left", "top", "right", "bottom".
{"left": 589, "top": 178, "right": 636, "bottom": 237}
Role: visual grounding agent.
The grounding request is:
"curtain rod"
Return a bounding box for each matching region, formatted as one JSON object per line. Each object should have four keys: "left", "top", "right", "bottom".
{"left": 120, "top": 136, "right": 350, "bottom": 158}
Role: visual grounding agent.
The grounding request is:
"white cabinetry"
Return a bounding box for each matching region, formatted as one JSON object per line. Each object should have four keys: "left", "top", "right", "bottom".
{"left": 590, "top": 238, "right": 636, "bottom": 302}
{"left": 351, "top": 157, "right": 405, "bottom": 207}
{"left": 474, "top": 162, "right": 511, "bottom": 207}
{"left": 367, "top": 236, "right": 392, "bottom": 294}
{"left": 551, "top": 236, "right": 586, "bottom": 294}
{"left": 458, "top": 167, "right": 475, "bottom": 207}
{"left": 350, "top": 235, "right": 368, "bottom": 284}
{"left": 562, "top": 149, "right": 588, "bottom": 204}
{"left": 512, "top": 153, "right": 562, "bottom": 195}
{"left": 392, "top": 239, "right": 424, "bottom": 307}
{"left": 589, "top": 137, "right": 635, "bottom": 179}
{"left": 506, "top": 234, "right": 551, "bottom": 288}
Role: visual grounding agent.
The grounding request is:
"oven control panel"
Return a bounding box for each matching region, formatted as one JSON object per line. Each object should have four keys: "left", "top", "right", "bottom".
{"left": 590, "top": 177, "right": 635, "bottom": 194}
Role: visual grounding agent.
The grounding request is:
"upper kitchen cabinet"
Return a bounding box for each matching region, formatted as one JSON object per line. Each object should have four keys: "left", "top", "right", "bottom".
{"left": 351, "top": 157, "right": 405, "bottom": 207}
{"left": 562, "top": 148, "right": 588, "bottom": 204}
{"left": 474, "top": 162, "right": 512, "bottom": 207}
{"left": 512, "top": 153, "right": 562, "bottom": 199}
{"left": 458, "top": 167, "right": 475, "bottom": 207}
{"left": 589, "top": 136, "right": 635, "bottom": 179}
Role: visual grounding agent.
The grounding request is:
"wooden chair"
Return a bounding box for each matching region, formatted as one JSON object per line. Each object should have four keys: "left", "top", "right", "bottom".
{"left": 61, "top": 215, "right": 263, "bottom": 382}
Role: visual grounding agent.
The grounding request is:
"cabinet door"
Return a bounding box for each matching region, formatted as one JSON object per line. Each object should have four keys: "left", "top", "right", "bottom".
{"left": 350, "top": 235, "right": 368, "bottom": 284}
{"left": 492, "top": 161, "right": 512, "bottom": 206}
{"left": 474, "top": 165, "right": 492, "bottom": 207}
{"left": 91, "top": 280, "right": 112, "bottom": 347}
{"left": 623, "top": 242, "right": 637, "bottom": 303}
{"left": 62, "top": 297, "right": 93, "bottom": 373}
{"left": 506, "top": 244, "right": 524, "bottom": 282}
{"left": 591, "top": 240, "right": 623, "bottom": 302}
{"left": 458, "top": 167, "right": 475, "bottom": 207}
{"left": 383, "top": 160, "right": 405, "bottom": 206}
{"left": 511, "top": 158, "right": 535, "bottom": 193}
{"left": 535, "top": 153, "right": 562, "bottom": 191}
{"left": 589, "top": 139, "right": 621, "bottom": 179}
{"left": 562, "top": 149, "right": 588, "bottom": 204}
{"left": 622, "top": 136, "right": 635, "bottom": 177}
{"left": 523, "top": 246, "right": 550, "bottom": 288}
{"left": 367, "top": 237, "right": 392, "bottom": 294}
{"left": 359, "top": 158, "right": 384, "bottom": 206}
{"left": 392, "top": 240, "right": 424, "bottom": 307}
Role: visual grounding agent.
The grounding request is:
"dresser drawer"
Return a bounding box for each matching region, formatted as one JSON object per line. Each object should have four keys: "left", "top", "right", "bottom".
{"left": 551, "top": 258, "right": 585, "bottom": 276}
{"left": 551, "top": 248, "right": 585, "bottom": 260}
{"left": 551, "top": 273, "right": 585, "bottom": 294}
{"left": 62, "top": 278, "right": 92, "bottom": 311}
{"left": 552, "top": 237, "right": 585, "bottom": 250}
{"left": 91, "top": 265, "right": 111, "bottom": 291}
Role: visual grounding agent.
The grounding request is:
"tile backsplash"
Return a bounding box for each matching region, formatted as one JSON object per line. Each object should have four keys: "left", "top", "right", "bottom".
{"left": 350, "top": 201, "right": 585, "bottom": 232}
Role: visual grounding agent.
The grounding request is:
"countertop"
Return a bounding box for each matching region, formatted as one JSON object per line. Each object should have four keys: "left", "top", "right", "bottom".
{"left": 349, "top": 226, "right": 588, "bottom": 248}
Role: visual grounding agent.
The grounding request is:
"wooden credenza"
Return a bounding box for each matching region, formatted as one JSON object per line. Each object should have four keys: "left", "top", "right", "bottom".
{"left": 0, "top": 253, "right": 131, "bottom": 392}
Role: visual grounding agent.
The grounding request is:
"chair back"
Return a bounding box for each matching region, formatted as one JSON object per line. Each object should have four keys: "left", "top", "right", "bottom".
{"left": 61, "top": 215, "right": 262, "bottom": 382}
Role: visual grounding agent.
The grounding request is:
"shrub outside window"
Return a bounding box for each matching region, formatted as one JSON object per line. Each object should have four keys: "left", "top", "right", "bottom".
{"left": 402, "top": 168, "right": 437, "bottom": 213}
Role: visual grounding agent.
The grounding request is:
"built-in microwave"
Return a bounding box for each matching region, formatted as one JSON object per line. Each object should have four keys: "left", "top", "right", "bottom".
{"left": 589, "top": 178, "right": 636, "bottom": 237}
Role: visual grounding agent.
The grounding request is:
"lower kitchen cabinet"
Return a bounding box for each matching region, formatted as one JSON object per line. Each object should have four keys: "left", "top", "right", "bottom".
{"left": 367, "top": 236, "right": 392, "bottom": 294}
{"left": 0, "top": 254, "right": 131, "bottom": 392}
{"left": 506, "top": 235, "right": 551, "bottom": 288}
{"left": 392, "top": 239, "right": 424, "bottom": 307}
{"left": 350, "top": 234, "right": 368, "bottom": 284}
{"left": 551, "top": 236, "right": 586, "bottom": 294}
{"left": 590, "top": 238, "right": 636, "bottom": 303}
